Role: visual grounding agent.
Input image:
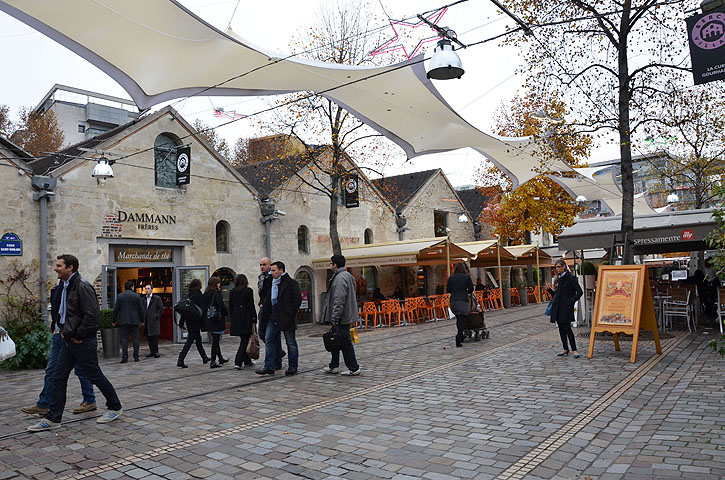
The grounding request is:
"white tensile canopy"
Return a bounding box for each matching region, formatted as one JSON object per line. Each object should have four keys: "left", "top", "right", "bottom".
{"left": 0, "top": 0, "right": 575, "bottom": 188}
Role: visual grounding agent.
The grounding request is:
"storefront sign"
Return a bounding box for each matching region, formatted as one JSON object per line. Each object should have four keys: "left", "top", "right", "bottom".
{"left": 114, "top": 247, "right": 173, "bottom": 263}
{"left": 686, "top": 9, "right": 725, "bottom": 85}
{"left": 588, "top": 265, "right": 661, "bottom": 363}
{"left": 315, "top": 234, "right": 359, "bottom": 245}
{"left": 343, "top": 175, "right": 359, "bottom": 208}
{"left": 300, "top": 291, "right": 309, "bottom": 309}
{"left": 117, "top": 210, "right": 177, "bottom": 231}
{"left": 176, "top": 146, "right": 191, "bottom": 186}
{"left": 0, "top": 232, "right": 22, "bottom": 256}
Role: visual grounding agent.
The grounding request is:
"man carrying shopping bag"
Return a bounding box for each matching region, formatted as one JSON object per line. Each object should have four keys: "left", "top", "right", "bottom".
{"left": 321, "top": 255, "right": 361, "bottom": 376}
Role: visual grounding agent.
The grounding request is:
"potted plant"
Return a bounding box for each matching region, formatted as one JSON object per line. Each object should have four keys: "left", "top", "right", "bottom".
{"left": 516, "top": 279, "right": 529, "bottom": 306}
{"left": 581, "top": 261, "right": 597, "bottom": 289}
{"left": 99, "top": 309, "right": 120, "bottom": 359}
{"left": 501, "top": 278, "right": 511, "bottom": 308}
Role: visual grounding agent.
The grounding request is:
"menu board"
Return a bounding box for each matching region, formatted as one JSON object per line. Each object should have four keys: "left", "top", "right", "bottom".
{"left": 588, "top": 265, "right": 661, "bottom": 363}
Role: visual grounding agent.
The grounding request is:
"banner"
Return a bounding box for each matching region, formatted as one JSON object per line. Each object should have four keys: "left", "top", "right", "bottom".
{"left": 686, "top": 10, "right": 725, "bottom": 85}
{"left": 176, "top": 146, "right": 191, "bottom": 185}
{"left": 343, "top": 175, "right": 359, "bottom": 208}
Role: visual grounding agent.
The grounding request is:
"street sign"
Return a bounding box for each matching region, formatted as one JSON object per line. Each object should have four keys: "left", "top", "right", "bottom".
{"left": 0, "top": 232, "right": 22, "bottom": 256}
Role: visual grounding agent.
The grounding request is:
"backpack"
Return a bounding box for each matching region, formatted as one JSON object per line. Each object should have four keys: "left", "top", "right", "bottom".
{"left": 173, "top": 298, "right": 202, "bottom": 328}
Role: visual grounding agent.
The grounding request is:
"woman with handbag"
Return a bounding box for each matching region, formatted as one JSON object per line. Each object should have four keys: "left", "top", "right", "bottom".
{"left": 203, "top": 276, "right": 229, "bottom": 368}
{"left": 545, "top": 259, "right": 583, "bottom": 358}
{"left": 447, "top": 262, "right": 474, "bottom": 347}
{"left": 229, "top": 274, "right": 257, "bottom": 369}
{"left": 177, "top": 279, "right": 210, "bottom": 368}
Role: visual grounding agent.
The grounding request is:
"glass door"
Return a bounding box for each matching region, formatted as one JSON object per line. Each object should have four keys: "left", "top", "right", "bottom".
{"left": 101, "top": 265, "right": 117, "bottom": 309}
{"left": 295, "top": 269, "right": 314, "bottom": 324}
{"left": 173, "top": 266, "right": 209, "bottom": 342}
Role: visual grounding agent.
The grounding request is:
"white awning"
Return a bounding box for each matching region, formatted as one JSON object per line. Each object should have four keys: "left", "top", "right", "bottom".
{"left": 0, "top": 0, "right": 574, "bottom": 188}
{"left": 312, "top": 238, "right": 447, "bottom": 269}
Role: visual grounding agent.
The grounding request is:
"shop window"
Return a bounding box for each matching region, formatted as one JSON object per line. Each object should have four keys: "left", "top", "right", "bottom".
{"left": 364, "top": 228, "right": 373, "bottom": 244}
{"left": 216, "top": 221, "right": 230, "bottom": 253}
{"left": 356, "top": 266, "right": 378, "bottom": 300}
{"left": 211, "top": 267, "right": 236, "bottom": 306}
{"left": 154, "top": 133, "right": 181, "bottom": 188}
{"left": 298, "top": 225, "right": 310, "bottom": 254}
{"left": 434, "top": 210, "right": 448, "bottom": 237}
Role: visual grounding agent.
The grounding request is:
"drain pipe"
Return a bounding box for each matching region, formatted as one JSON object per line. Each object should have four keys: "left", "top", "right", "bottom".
{"left": 31, "top": 176, "right": 57, "bottom": 324}
{"left": 259, "top": 200, "right": 277, "bottom": 258}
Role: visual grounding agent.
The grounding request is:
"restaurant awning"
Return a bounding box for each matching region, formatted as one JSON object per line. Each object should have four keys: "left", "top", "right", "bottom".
{"left": 462, "top": 240, "right": 515, "bottom": 267}
{"left": 311, "top": 238, "right": 468, "bottom": 270}
{"left": 557, "top": 209, "right": 717, "bottom": 255}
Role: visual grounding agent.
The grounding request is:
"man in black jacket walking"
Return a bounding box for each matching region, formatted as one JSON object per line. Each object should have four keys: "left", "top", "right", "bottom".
{"left": 256, "top": 261, "right": 302, "bottom": 376}
{"left": 28, "top": 254, "right": 122, "bottom": 432}
{"left": 113, "top": 280, "right": 145, "bottom": 363}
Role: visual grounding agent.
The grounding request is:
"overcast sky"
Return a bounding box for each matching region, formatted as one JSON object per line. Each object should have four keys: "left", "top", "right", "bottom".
{"left": 0, "top": 0, "right": 620, "bottom": 186}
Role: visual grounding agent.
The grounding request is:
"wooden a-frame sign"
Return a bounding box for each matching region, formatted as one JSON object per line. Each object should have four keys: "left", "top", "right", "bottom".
{"left": 587, "top": 265, "right": 661, "bottom": 363}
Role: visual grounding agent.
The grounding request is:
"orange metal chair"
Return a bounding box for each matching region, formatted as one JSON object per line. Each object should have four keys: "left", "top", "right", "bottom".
{"left": 489, "top": 288, "right": 503, "bottom": 310}
{"left": 402, "top": 297, "right": 420, "bottom": 324}
{"left": 360, "top": 302, "right": 378, "bottom": 328}
{"left": 380, "top": 300, "right": 401, "bottom": 327}
{"left": 420, "top": 296, "right": 436, "bottom": 321}
{"left": 439, "top": 293, "right": 451, "bottom": 320}
{"left": 510, "top": 288, "right": 520, "bottom": 306}
{"left": 527, "top": 286, "right": 540, "bottom": 304}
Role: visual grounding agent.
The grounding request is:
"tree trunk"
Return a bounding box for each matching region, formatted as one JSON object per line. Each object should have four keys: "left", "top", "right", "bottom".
{"left": 618, "top": 4, "right": 635, "bottom": 265}
{"left": 329, "top": 172, "right": 342, "bottom": 256}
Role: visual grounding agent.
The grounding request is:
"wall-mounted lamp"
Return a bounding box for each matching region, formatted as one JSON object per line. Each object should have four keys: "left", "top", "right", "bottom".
{"left": 458, "top": 213, "right": 469, "bottom": 223}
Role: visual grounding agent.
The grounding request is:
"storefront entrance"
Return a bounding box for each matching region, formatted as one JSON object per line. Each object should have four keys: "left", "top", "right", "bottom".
{"left": 295, "top": 267, "right": 314, "bottom": 324}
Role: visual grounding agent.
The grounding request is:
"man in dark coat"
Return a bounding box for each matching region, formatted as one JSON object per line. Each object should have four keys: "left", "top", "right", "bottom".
{"left": 256, "top": 261, "right": 302, "bottom": 376}
{"left": 142, "top": 284, "right": 164, "bottom": 358}
{"left": 112, "top": 280, "right": 145, "bottom": 363}
{"left": 27, "top": 254, "right": 122, "bottom": 432}
{"left": 258, "top": 256, "right": 284, "bottom": 369}
{"left": 546, "top": 260, "right": 583, "bottom": 357}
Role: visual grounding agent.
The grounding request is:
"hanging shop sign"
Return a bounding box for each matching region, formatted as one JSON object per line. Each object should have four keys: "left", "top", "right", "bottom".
{"left": 176, "top": 146, "right": 191, "bottom": 186}
{"left": 343, "top": 175, "right": 359, "bottom": 208}
{"left": 587, "top": 265, "right": 661, "bottom": 363}
{"left": 0, "top": 232, "right": 22, "bottom": 256}
{"left": 686, "top": 9, "right": 725, "bottom": 85}
{"left": 114, "top": 247, "right": 173, "bottom": 263}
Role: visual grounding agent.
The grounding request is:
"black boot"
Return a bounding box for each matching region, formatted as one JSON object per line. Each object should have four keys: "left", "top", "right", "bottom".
{"left": 210, "top": 361, "right": 222, "bottom": 369}
{"left": 177, "top": 360, "right": 188, "bottom": 368}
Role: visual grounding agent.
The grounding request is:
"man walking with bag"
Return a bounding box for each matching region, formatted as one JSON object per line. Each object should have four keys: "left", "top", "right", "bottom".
{"left": 322, "top": 255, "right": 361, "bottom": 376}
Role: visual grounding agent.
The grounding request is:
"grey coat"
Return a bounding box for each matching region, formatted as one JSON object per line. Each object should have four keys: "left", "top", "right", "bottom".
{"left": 322, "top": 268, "right": 358, "bottom": 326}
{"left": 143, "top": 294, "right": 164, "bottom": 337}
{"left": 112, "top": 289, "right": 145, "bottom": 326}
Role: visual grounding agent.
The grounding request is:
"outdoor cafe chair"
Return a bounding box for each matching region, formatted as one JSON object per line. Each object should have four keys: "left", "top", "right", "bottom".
{"left": 360, "top": 302, "right": 378, "bottom": 329}
{"left": 510, "top": 288, "right": 520, "bottom": 306}
{"left": 488, "top": 288, "right": 503, "bottom": 310}
{"left": 663, "top": 289, "right": 695, "bottom": 332}
{"left": 527, "top": 286, "right": 540, "bottom": 304}
{"left": 379, "top": 300, "right": 401, "bottom": 327}
{"left": 435, "top": 294, "right": 451, "bottom": 320}
{"left": 420, "top": 296, "right": 436, "bottom": 321}
{"left": 474, "top": 290, "right": 487, "bottom": 311}
{"left": 402, "top": 297, "right": 420, "bottom": 324}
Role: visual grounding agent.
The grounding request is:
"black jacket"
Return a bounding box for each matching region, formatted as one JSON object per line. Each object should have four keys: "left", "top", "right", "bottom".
{"left": 185, "top": 290, "right": 204, "bottom": 332}
{"left": 202, "top": 289, "right": 228, "bottom": 332}
{"left": 61, "top": 273, "right": 101, "bottom": 341}
{"left": 258, "top": 274, "right": 273, "bottom": 338}
{"left": 447, "top": 273, "right": 474, "bottom": 316}
{"left": 229, "top": 287, "right": 256, "bottom": 336}
{"left": 49, "top": 282, "right": 62, "bottom": 333}
{"left": 143, "top": 294, "right": 164, "bottom": 337}
{"left": 112, "top": 290, "right": 145, "bottom": 326}
{"left": 260, "top": 273, "right": 302, "bottom": 332}
{"left": 547, "top": 271, "right": 583, "bottom": 325}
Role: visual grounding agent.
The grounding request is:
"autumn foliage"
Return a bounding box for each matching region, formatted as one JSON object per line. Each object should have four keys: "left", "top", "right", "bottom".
{"left": 7, "top": 107, "right": 64, "bottom": 157}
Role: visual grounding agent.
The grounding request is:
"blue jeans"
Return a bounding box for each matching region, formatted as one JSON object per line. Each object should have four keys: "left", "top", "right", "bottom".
{"left": 37, "top": 333, "right": 95, "bottom": 408}
{"left": 263, "top": 321, "right": 298, "bottom": 371}
{"left": 329, "top": 325, "right": 359, "bottom": 372}
{"left": 46, "top": 337, "right": 121, "bottom": 423}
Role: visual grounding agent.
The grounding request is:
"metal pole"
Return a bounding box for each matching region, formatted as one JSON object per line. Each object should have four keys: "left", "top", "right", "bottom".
{"left": 446, "top": 234, "right": 451, "bottom": 277}
{"left": 536, "top": 245, "right": 540, "bottom": 304}
{"left": 39, "top": 195, "right": 48, "bottom": 323}
{"left": 496, "top": 237, "right": 503, "bottom": 307}
{"left": 264, "top": 220, "right": 272, "bottom": 258}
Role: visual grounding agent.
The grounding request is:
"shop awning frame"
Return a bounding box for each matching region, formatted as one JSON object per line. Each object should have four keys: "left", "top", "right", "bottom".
{"left": 311, "top": 238, "right": 466, "bottom": 269}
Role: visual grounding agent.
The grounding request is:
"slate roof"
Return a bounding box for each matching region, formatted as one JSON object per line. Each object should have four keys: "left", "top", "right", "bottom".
{"left": 236, "top": 149, "right": 323, "bottom": 198}
{"left": 456, "top": 187, "right": 491, "bottom": 220}
{"left": 0, "top": 136, "right": 33, "bottom": 168}
{"left": 370, "top": 169, "right": 438, "bottom": 213}
{"left": 27, "top": 116, "right": 143, "bottom": 175}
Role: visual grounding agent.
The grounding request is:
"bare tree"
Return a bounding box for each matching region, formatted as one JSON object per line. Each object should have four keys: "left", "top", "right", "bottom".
{"left": 502, "top": 0, "right": 693, "bottom": 263}
{"left": 192, "top": 119, "right": 231, "bottom": 161}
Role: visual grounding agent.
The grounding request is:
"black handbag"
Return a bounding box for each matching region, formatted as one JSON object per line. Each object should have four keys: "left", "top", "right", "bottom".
{"left": 322, "top": 327, "right": 344, "bottom": 352}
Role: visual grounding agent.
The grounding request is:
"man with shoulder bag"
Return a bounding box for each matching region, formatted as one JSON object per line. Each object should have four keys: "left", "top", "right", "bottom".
{"left": 321, "top": 255, "right": 361, "bottom": 376}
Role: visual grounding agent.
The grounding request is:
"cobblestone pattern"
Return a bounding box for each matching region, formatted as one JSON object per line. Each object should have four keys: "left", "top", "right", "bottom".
{"left": 0, "top": 305, "right": 722, "bottom": 480}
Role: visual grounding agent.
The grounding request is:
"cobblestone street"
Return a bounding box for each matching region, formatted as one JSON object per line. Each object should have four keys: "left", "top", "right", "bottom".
{"left": 1, "top": 305, "right": 723, "bottom": 480}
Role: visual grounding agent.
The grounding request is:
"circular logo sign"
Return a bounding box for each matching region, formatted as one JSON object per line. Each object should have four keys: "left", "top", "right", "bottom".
{"left": 692, "top": 13, "right": 725, "bottom": 50}
{"left": 345, "top": 177, "right": 358, "bottom": 194}
{"left": 177, "top": 152, "right": 189, "bottom": 172}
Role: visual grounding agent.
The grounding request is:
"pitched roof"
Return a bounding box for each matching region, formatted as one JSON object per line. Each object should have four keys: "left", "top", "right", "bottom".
{"left": 27, "top": 116, "right": 144, "bottom": 175}
{"left": 370, "top": 169, "right": 438, "bottom": 212}
{"left": 0, "top": 136, "right": 33, "bottom": 171}
{"left": 236, "top": 150, "right": 320, "bottom": 198}
{"left": 456, "top": 188, "right": 491, "bottom": 220}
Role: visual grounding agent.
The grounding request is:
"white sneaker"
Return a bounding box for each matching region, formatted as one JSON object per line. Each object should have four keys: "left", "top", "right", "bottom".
{"left": 27, "top": 419, "right": 61, "bottom": 432}
{"left": 340, "top": 368, "right": 361, "bottom": 376}
{"left": 234, "top": 365, "right": 242, "bottom": 370}
{"left": 97, "top": 409, "right": 122, "bottom": 424}
{"left": 323, "top": 366, "right": 339, "bottom": 374}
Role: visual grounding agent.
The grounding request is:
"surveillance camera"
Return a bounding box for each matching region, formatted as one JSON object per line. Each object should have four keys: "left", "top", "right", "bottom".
{"left": 275, "top": 210, "right": 287, "bottom": 216}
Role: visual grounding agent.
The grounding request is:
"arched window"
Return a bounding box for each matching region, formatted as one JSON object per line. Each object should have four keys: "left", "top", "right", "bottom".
{"left": 297, "top": 225, "right": 310, "bottom": 254}
{"left": 216, "top": 221, "right": 230, "bottom": 253}
{"left": 364, "top": 228, "right": 373, "bottom": 244}
{"left": 154, "top": 133, "right": 181, "bottom": 188}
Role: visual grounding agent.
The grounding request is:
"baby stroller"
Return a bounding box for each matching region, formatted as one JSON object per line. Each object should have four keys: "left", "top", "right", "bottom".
{"left": 463, "top": 295, "right": 488, "bottom": 341}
